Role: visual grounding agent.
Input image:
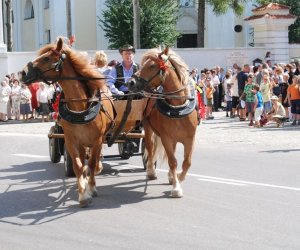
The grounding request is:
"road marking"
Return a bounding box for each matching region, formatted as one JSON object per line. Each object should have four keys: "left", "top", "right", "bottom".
{"left": 0, "top": 132, "right": 46, "bottom": 137}
{"left": 12, "top": 153, "right": 48, "bottom": 158}
{"left": 157, "top": 169, "right": 300, "bottom": 192}
{"left": 197, "top": 178, "right": 246, "bottom": 186}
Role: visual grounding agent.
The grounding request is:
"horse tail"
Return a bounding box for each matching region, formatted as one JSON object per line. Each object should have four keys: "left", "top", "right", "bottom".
{"left": 145, "top": 134, "right": 166, "bottom": 166}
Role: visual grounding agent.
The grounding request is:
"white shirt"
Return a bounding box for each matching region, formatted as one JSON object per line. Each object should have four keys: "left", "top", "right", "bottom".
{"left": 36, "top": 88, "right": 49, "bottom": 103}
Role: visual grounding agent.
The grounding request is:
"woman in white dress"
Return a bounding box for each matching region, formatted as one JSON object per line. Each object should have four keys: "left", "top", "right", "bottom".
{"left": 36, "top": 82, "right": 50, "bottom": 122}
{"left": 0, "top": 80, "right": 11, "bottom": 121}
{"left": 11, "top": 79, "right": 21, "bottom": 120}
{"left": 19, "top": 83, "right": 32, "bottom": 121}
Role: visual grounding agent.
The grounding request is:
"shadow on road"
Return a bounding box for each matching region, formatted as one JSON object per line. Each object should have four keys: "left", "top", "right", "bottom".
{"left": 0, "top": 160, "right": 168, "bottom": 226}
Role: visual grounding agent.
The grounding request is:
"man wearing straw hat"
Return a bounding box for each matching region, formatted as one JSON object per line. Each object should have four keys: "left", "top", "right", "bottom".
{"left": 107, "top": 44, "right": 139, "bottom": 95}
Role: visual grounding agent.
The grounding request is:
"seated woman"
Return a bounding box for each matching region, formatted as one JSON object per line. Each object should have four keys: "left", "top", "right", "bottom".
{"left": 267, "top": 95, "right": 286, "bottom": 127}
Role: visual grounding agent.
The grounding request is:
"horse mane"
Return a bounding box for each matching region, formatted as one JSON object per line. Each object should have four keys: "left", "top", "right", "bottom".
{"left": 38, "top": 44, "right": 106, "bottom": 92}
{"left": 141, "top": 48, "right": 190, "bottom": 86}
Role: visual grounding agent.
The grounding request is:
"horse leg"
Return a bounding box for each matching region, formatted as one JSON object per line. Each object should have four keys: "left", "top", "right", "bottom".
{"left": 144, "top": 124, "right": 157, "bottom": 180}
{"left": 162, "top": 140, "right": 182, "bottom": 198}
{"left": 66, "top": 141, "right": 92, "bottom": 207}
{"left": 178, "top": 139, "right": 195, "bottom": 182}
{"left": 87, "top": 141, "right": 103, "bottom": 198}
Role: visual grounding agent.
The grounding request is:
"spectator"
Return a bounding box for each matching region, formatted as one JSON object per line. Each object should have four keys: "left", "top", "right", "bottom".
{"left": 224, "top": 83, "right": 233, "bottom": 117}
{"left": 241, "top": 74, "right": 255, "bottom": 126}
{"left": 287, "top": 75, "right": 300, "bottom": 125}
{"left": 253, "top": 84, "right": 264, "bottom": 128}
{"left": 36, "top": 82, "right": 50, "bottom": 122}
{"left": 211, "top": 69, "right": 220, "bottom": 111}
{"left": 107, "top": 44, "right": 139, "bottom": 95}
{"left": 231, "top": 66, "right": 240, "bottom": 118}
{"left": 11, "top": 79, "right": 21, "bottom": 120}
{"left": 19, "top": 83, "right": 32, "bottom": 122}
{"left": 28, "top": 81, "right": 40, "bottom": 119}
{"left": 260, "top": 71, "right": 272, "bottom": 121}
{"left": 237, "top": 64, "right": 250, "bottom": 121}
{"left": 281, "top": 73, "right": 290, "bottom": 121}
{"left": 0, "top": 79, "right": 11, "bottom": 121}
{"left": 266, "top": 95, "right": 286, "bottom": 127}
{"left": 205, "top": 76, "right": 215, "bottom": 120}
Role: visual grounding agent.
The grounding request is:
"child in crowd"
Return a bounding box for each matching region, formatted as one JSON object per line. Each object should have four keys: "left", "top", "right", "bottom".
{"left": 260, "top": 71, "right": 272, "bottom": 122}
{"left": 253, "top": 84, "right": 264, "bottom": 128}
{"left": 224, "top": 84, "right": 232, "bottom": 117}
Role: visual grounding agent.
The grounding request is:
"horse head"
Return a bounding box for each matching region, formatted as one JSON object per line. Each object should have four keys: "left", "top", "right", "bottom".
{"left": 128, "top": 47, "right": 171, "bottom": 92}
{"left": 21, "top": 38, "right": 67, "bottom": 85}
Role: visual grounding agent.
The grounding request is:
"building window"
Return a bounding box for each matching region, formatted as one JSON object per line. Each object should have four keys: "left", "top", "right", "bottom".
{"left": 24, "top": 0, "right": 34, "bottom": 19}
{"left": 177, "top": 34, "right": 197, "bottom": 48}
{"left": 45, "top": 30, "right": 51, "bottom": 44}
{"left": 44, "top": 0, "right": 50, "bottom": 9}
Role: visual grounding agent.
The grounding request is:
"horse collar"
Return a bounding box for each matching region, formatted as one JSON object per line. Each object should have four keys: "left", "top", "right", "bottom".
{"left": 155, "top": 82, "right": 196, "bottom": 119}
{"left": 58, "top": 91, "right": 101, "bottom": 124}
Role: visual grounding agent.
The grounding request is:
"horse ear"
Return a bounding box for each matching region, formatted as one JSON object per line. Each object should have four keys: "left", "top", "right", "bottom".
{"left": 56, "top": 38, "right": 63, "bottom": 52}
{"left": 163, "top": 47, "right": 169, "bottom": 56}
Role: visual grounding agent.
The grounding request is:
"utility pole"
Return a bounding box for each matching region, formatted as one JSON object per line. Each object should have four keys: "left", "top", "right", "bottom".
{"left": 132, "top": 0, "right": 140, "bottom": 48}
{"left": 66, "top": 0, "right": 72, "bottom": 38}
{"left": 5, "top": 0, "right": 12, "bottom": 51}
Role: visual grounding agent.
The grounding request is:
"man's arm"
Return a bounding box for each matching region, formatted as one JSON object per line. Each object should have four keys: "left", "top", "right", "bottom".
{"left": 107, "top": 68, "right": 124, "bottom": 95}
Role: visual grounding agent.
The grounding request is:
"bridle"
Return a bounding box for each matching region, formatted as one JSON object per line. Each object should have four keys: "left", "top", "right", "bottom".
{"left": 132, "top": 56, "right": 188, "bottom": 97}
{"left": 24, "top": 48, "right": 109, "bottom": 85}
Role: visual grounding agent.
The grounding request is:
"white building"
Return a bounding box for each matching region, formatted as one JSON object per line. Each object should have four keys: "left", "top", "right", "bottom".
{"left": 3, "top": 0, "right": 259, "bottom": 51}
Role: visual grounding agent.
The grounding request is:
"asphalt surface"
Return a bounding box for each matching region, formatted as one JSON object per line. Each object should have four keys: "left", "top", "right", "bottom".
{"left": 0, "top": 113, "right": 299, "bottom": 250}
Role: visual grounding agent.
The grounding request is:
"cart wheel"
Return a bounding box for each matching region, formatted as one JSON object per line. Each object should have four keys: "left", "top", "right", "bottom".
{"left": 118, "top": 142, "right": 130, "bottom": 159}
{"left": 64, "top": 146, "right": 75, "bottom": 177}
{"left": 49, "top": 126, "right": 61, "bottom": 163}
{"left": 141, "top": 139, "right": 156, "bottom": 170}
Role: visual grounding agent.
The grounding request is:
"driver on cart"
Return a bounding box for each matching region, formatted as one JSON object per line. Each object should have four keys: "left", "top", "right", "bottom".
{"left": 107, "top": 44, "right": 139, "bottom": 96}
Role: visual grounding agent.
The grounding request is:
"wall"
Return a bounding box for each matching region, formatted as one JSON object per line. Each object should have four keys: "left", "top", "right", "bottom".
{"left": 6, "top": 47, "right": 268, "bottom": 75}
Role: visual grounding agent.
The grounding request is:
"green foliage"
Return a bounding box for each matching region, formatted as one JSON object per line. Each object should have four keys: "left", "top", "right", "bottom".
{"left": 207, "top": 0, "right": 248, "bottom": 16}
{"left": 99, "top": 0, "right": 180, "bottom": 49}
{"left": 256, "top": 0, "right": 300, "bottom": 43}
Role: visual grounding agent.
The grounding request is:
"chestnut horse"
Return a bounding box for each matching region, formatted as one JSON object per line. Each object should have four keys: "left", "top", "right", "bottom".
{"left": 129, "top": 48, "right": 198, "bottom": 197}
{"left": 21, "top": 38, "right": 115, "bottom": 207}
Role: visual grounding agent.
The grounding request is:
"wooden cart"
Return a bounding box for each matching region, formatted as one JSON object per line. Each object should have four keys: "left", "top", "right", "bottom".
{"left": 48, "top": 98, "right": 147, "bottom": 177}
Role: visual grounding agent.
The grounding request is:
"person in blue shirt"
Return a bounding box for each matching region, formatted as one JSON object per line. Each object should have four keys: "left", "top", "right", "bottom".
{"left": 253, "top": 84, "right": 264, "bottom": 127}
{"left": 107, "top": 44, "right": 139, "bottom": 95}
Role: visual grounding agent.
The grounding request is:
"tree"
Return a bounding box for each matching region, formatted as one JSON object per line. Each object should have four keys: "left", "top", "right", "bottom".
{"left": 99, "top": 0, "right": 180, "bottom": 49}
{"left": 197, "top": 0, "right": 249, "bottom": 47}
{"left": 256, "top": 0, "right": 300, "bottom": 44}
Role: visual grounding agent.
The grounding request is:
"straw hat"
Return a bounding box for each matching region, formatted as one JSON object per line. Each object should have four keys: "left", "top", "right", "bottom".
{"left": 270, "top": 95, "right": 279, "bottom": 100}
{"left": 119, "top": 44, "right": 135, "bottom": 54}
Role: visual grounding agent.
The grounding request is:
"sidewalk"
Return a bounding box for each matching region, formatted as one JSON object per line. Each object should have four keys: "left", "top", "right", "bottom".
{"left": 0, "top": 112, "right": 299, "bottom": 148}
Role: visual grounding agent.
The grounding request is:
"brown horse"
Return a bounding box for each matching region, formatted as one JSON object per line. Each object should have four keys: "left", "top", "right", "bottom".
{"left": 21, "top": 38, "right": 115, "bottom": 207}
{"left": 129, "top": 48, "right": 198, "bottom": 197}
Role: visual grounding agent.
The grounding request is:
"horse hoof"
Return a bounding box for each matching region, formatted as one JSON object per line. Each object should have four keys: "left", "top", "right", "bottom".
{"left": 91, "top": 190, "right": 98, "bottom": 197}
{"left": 147, "top": 174, "right": 157, "bottom": 180}
{"left": 79, "top": 197, "right": 92, "bottom": 208}
{"left": 171, "top": 189, "right": 183, "bottom": 198}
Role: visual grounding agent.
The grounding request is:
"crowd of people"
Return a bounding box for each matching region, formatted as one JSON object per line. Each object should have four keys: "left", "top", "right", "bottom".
{"left": 1, "top": 47, "right": 300, "bottom": 129}
{"left": 0, "top": 74, "right": 59, "bottom": 122}
{"left": 192, "top": 51, "right": 300, "bottom": 127}
{"left": 0, "top": 43, "right": 138, "bottom": 123}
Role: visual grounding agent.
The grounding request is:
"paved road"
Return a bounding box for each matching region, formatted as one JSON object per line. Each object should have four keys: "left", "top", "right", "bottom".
{"left": 0, "top": 113, "right": 299, "bottom": 250}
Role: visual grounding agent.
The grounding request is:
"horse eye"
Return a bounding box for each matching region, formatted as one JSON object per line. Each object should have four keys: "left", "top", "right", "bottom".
{"left": 43, "top": 57, "right": 50, "bottom": 62}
